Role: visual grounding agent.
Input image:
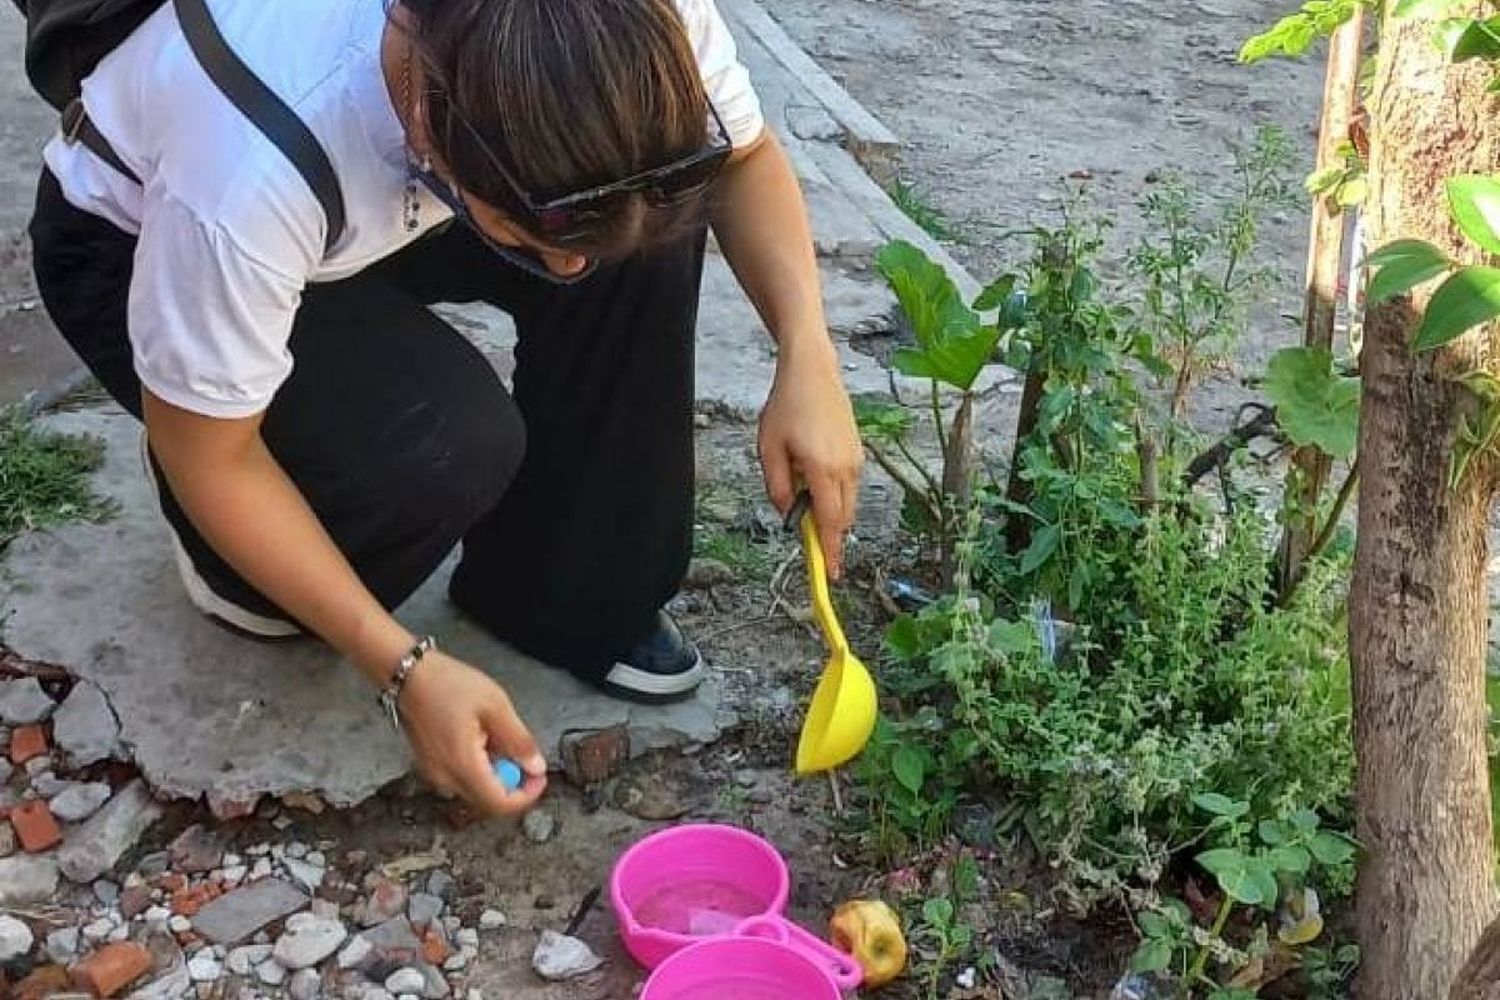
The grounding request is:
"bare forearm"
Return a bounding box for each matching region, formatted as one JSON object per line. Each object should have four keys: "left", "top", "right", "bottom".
{"left": 710, "top": 133, "right": 835, "bottom": 367}
{"left": 142, "top": 392, "right": 411, "bottom": 683}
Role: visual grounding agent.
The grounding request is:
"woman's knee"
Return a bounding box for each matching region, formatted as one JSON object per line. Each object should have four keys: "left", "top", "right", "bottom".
{"left": 384, "top": 384, "right": 526, "bottom": 524}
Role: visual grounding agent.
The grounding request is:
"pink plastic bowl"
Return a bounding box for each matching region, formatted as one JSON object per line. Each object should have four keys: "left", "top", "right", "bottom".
{"left": 641, "top": 936, "right": 842, "bottom": 1000}
{"left": 611, "top": 824, "right": 861, "bottom": 992}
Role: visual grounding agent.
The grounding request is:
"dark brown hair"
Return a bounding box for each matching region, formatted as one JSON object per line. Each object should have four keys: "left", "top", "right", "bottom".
{"left": 403, "top": 0, "right": 716, "bottom": 260}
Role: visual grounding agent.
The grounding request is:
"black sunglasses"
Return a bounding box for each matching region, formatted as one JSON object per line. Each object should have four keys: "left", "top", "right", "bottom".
{"left": 434, "top": 95, "right": 733, "bottom": 244}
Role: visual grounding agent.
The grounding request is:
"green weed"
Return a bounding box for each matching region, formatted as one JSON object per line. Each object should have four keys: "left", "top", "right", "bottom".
{"left": 0, "top": 410, "right": 111, "bottom": 551}
{"left": 889, "top": 177, "right": 962, "bottom": 243}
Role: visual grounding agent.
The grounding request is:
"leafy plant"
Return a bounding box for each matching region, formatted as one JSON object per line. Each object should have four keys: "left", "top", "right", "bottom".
{"left": 889, "top": 177, "right": 962, "bottom": 243}
{"left": 857, "top": 240, "right": 1025, "bottom": 585}
{"left": 851, "top": 711, "right": 969, "bottom": 865}
{"left": 1132, "top": 796, "right": 1358, "bottom": 997}
{"left": 1239, "top": 0, "right": 1363, "bottom": 64}
{"left": 915, "top": 896, "right": 972, "bottom": 1000}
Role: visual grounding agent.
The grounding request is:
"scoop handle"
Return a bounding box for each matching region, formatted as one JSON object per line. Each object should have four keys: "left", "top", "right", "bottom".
{"left": 734, "top": 916, "right": 864, "bottom": 992}
{"left": 798, "top": 510, "right": 850, "bottom": 654}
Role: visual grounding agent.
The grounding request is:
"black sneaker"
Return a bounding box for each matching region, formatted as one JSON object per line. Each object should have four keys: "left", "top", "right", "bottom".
{"left": 594, "top": 611, "right": 706, "bottom": 704}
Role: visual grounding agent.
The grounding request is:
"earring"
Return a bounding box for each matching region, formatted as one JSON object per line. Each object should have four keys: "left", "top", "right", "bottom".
{"left": 403, "top": 156, "right": 432, "bottom": 233}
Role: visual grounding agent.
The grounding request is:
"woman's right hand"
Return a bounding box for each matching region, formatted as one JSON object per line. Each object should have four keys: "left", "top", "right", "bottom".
{"left": 398, "top": 650, "right": 549, "bottom": 814}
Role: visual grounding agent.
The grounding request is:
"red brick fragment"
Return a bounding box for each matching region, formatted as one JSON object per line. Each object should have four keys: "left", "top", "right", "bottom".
{"left": 10, "top": 800, "right": 62, "bottom": 853}
{"left": 421, "top": 928, "right": 451, "bottom": 966}
{"left": 8, "top": 725, "right": 46, "bottom": 765}
{"left": 16, "top": 964, "right": 72, "bottom": 1000}
{"left": 71, "top": 942, "right": 152, "bottom": 998}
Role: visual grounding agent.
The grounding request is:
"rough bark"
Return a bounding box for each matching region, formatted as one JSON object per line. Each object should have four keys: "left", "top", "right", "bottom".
{"left": 1455, "top": 916, "right": 1500, "bottom": 1000}
{"left": 1352, "top": 4, "right": 1500, "bottom": 996}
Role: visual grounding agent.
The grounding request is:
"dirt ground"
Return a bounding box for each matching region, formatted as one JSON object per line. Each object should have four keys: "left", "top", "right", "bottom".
{"left": 762, "top": 0, "right": 1327, "bottom": 384}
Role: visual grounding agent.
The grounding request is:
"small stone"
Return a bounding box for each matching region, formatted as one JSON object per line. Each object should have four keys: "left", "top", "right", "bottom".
{"left": 407, "top": 893, "right": 443, "bottom": 930}
{"left": 0, "top": 854, "right": 57, "bottom": 905}
{"left": 107, "top": 923, "right": 130, "bottom": 942}
{"left": 188, "top": 951, "right": 224, "bottom": 982}
{"left": 170, "top": 825, "right": 225, "bottom": 874}
{"left": 52, "top": 681, "right": 120, "bottom": 767}
{"left": 416, "top": 963, "right": 449, "bottom": 999}
{"left": 531, "top": 930, "right": 603, "bottom": 981}
{"left": 306, "top": 850, "right": 327, "bottom": 867}
{"left": 534, "top": 894, "right": 555, "bottom": 910}
{"left": 286, "top": 842, "right": 309, "bottom": 860}
{"left": 454, "top": 928, "right": 478, "bottom": 950}
{"left": 136, "top": 850, "right": 170, "bottom": 877}
{"left": 0, "top": 678, "right": 57, "bottom": 725}
{"left": 24, "top": 755, "right": 52, "bottom": 778}
{"left": 246, "top": 843, "right": 271, "bottom": 857}
{"left": 337, "top": 934, "right": 373, "bottom": 970}
{"left": 956, "top": 967, "right": 977, "bottom": 989}
{"left": 250, "top": 858, "right": 274, "bottom": 881}
{"left": 521, "top": 810, "right": 555, "bottom": 845}
{"left": 466, "top": 990, "right": 482, "bottom": 1000}
{"left": 222, "top": 865, "right": 248, "bottom": 884}
{"left": 256, "top": 958, "right": 287, "bottom": 986}
{"left": 478, "top": 910, "right": 505, "bottom": 931}
{"left": 284, "top": 858, "right": 326, "bottom": 894}
{"left": 733, "top": 770, "right": 757, "bottom": 788}
{"left": 361, "top": 916, "right": 423, "bottom": 967}
{"left": 46, "top": 926, "right": 80, "bottom": 964}
{"left": 84, "top": 917, "right": 116, "bottom": 943}
{"left": 282, "top": 791, "right": 326, "bottom": 815}
{"left": 442, "top": 952, "right": 469, "bottom": 972}
{"left": 222, "top": 853, "right": 242, "bottom": 868}
{"left": 93, "top": 879, "right": 121, "bottom": 905}
{"left": 360, "top": 878, "right": 409, "bottom": 927}
{"left": 119, "top": 884, "right": 153, "bottom": 919}
{"left": 0, "top": 823, "right": 15, "bottom": 859}
{"left": 424, "top": 870, "right": 455, "bottom": 901}
{"left": 144, "top": 905, "right": 172, "bottom": 934}
{"left": 385, "top": 969, "right": 425, "bottom": 995}
{"left": 58, "top": 780, "right": 164, "bottom": 883}
{"left": 226, "top": 943, "right": 273, "bottom": 976}
{"left": 311, "top": 898, "right": 339, "bottom": 920}
{"left": 289, "top": 967, "right": 322, "bottom": 1000}
{"left": 169, "top": 913, "right": 193, "bottom": 933}
{"left": 192, "top": 878, "right": 308, "bottom": 945}
{"left": 682, "top": 557, "right": 736, "bottom": 591}
{"left": 0, "top": 916, "right": 36, "bottom": 962}
{"left": 50, "top": 782, "right": 112, "bottom": 823}
{"left": 33, "top": 773, "right": 73, "bottom": 798}
{"left": 272, "top": 915, "right": 347, "bottom": 969}
{"left": 271, "top": 815, "right": 294, "bottom": 831}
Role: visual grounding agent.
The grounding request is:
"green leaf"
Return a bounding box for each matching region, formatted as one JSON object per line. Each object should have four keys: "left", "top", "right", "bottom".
{"left": 973, "top": 274, "right": 1017, "bottom": 313}
{"left": 1264, "top": 347, "right": 1362, "bottom": 459}
{"left": 1448, "top": 175, "right": 1500, "bottom": 254}
{"left": 892, "top": 744, "right": 927, "bottom": 796}
{"left": 1197, "top": 848, "right": 1265, "bottom": 905}
{"left": 987, "top": 618, "right": 1034, "bottom": 656}
{"left": 1258, "top": 819, "right": 1287, "bottom": 845}
{"left": 1019, "top": 523, "right": 1061, "bottom": 575}
{"left": 877, "top": 241, "right": 999, "bottom": 391}
{"left": 1131, "top": 938, "right": 1173, "bottom": 974}
{"left": 921, "top": 897, "right": 954, "bottom": 926}
{"left": 1414, "top": 266, "right": 1500, "bottom": 351}
{"left": 1288, "top": 808, "right": 1320, "bottom": 832}
{"left": 1366, "top": 239, "right": 1452, "bottom": 304}
{"left": 1194, "top": 792, "right": 1250, "bottom": 819}
{"left": 1137, "top": 912, "right": 1171, "bottom": 938}
{"left": 853, "top": 398, "right": 916, "bottom": 445}
{"left": 1245, "top": 857, "right": 1281, "bottom": 909}
{"left": 1336, "top": 175, "right": 1369, "bottom": 207}
{"left": 885, "top": 615, "right": 922, "bottom": 662}
{"left": 1452, "top": 17, "right": 1500, "bottom": 61}
{"left": 1269, "top": 844, "right": 1313, "bottom": 875}
{"left": 1308, "top": 831, "right": 1358, "bottom": 866}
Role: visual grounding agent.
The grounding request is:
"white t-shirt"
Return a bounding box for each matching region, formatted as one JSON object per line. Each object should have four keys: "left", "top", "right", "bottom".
{"left": 44, "top": 0, "right": 765, "bottom": 418}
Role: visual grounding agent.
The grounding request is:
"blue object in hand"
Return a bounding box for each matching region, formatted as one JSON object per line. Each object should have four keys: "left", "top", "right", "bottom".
{"left": 494, "top": 758, "right": 523, "bottom": 792}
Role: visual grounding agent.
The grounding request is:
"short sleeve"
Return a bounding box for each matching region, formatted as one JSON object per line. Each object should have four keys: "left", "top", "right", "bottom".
{"left": 128, "top": 187, "right": 310, "bottom": 419}
{"left": 676, "top": 0, "right": 766, "bottom": 148}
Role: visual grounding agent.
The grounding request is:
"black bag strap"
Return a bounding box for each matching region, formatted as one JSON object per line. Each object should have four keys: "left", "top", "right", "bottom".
{"left": 171, "top": 0, "right": 346, "bottom": 252}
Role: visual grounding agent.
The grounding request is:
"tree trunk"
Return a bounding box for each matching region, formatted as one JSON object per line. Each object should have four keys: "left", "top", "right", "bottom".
{"left": 1455, "top": 915, "right": 1500, "bottom": 1000}
{"left": 1352, "top": 4, "right": 1500, "bottom": 996}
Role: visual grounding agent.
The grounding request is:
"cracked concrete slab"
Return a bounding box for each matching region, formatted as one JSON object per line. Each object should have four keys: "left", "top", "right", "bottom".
{"left": 0, "top": 409, "right": 729, "bottom": 806}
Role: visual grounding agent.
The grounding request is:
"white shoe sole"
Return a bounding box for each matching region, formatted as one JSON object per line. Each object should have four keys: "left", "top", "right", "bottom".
{"left": 139, "top": 431, "right": 303, "bottom": 640}
{"left": 600, "top": 648, "right": 707, "bottom": 699}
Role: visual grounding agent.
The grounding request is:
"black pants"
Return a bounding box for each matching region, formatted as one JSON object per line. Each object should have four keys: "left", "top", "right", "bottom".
{"left": 28, "top": 170, "right": 702, "bottom": 678}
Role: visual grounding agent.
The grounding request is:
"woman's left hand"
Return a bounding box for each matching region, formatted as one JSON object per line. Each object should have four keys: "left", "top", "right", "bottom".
{"left": 758, "top": 340, "right": 864, "bottom": 579}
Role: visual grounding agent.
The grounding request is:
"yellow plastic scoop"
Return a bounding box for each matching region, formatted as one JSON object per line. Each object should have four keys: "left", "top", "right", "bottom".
{"left": 791, "top": 496, "right": 877, "bottom": 774}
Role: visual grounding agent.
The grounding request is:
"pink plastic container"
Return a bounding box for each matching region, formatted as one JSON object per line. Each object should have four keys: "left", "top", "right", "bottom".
{"left": 641, "top": 935, "right": 842, "bottom": 1000}
{"left": 610, "top": 824, "right": 861, "bottom": 993}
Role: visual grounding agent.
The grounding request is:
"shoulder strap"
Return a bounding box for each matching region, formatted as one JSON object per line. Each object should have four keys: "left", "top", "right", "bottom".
{"left": 171, "top": 0, "right": 347, "bottom": 253}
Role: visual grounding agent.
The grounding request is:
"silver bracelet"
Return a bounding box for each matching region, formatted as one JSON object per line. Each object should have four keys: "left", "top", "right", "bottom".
{"left": 378, "top": 635, "right": 437, "bottom": 730}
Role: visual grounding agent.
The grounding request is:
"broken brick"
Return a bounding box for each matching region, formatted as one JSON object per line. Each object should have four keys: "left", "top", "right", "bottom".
{"left": 8, "top": 725, "right": 47, "bottom": 766}
{"left": 420, "top": 929, "right": 451, "bottom": 966}
{"left": 70, "top": 942, "right": 152, "bottom": 998}
{"left": 10, "top": 800, "right": 62, "bottom": 853}
{"left": 15, "top": 964, "right": 72, "bottom": 1000}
